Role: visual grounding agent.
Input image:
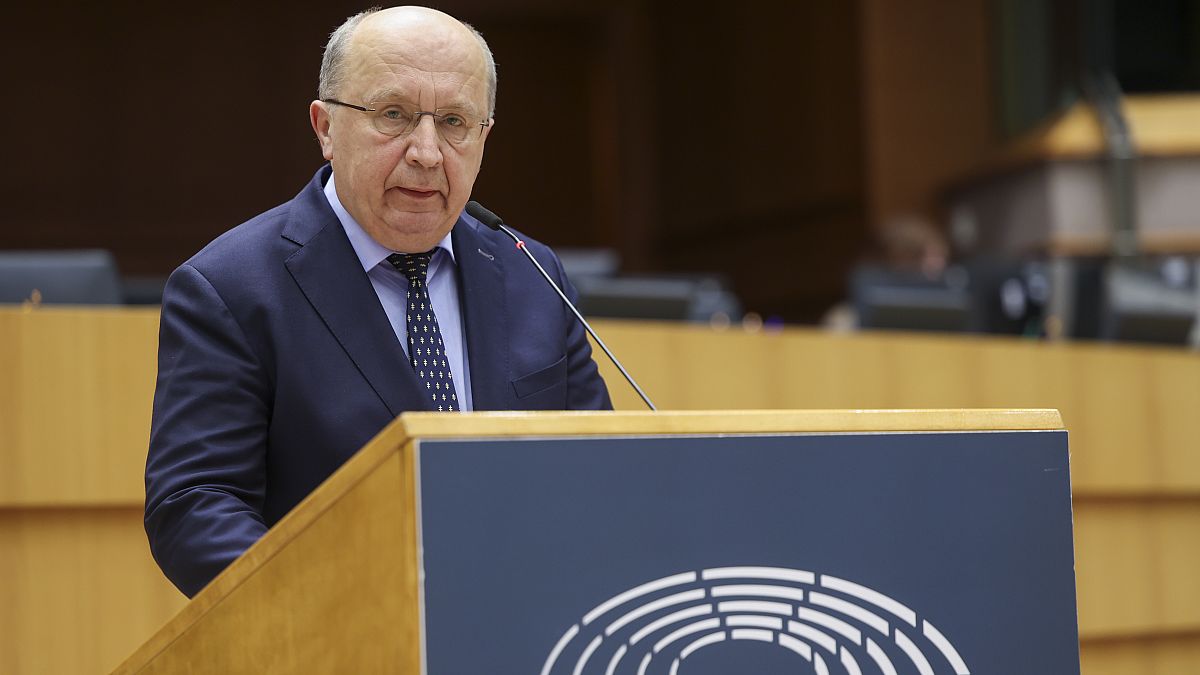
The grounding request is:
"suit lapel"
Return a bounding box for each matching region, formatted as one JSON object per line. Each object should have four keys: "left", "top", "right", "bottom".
{"left": 282, "top": 169, "right": 431, "bottom": 416}
{"left": 452, "top": 218, "right": 510, "bottom": 410}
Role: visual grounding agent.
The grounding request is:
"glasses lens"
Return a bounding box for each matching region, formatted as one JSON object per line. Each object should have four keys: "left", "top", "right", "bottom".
{"left": 368, "top": 104, "right": 480, "bottom": 144}
{"left": 371, "top": 105, "right": 416, "bottom": 137}
{"left": 435, "top": 114, "right": 469, "bottom": 144}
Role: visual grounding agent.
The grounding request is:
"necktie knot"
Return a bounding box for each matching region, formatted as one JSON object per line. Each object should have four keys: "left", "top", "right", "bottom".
{"left": 387, "top": 251, "right": 434, "bottom": 284}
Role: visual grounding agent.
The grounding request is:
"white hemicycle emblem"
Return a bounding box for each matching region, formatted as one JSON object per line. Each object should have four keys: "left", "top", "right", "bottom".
{"left": 539, "top": 566, "right": 970, "bottom": 675}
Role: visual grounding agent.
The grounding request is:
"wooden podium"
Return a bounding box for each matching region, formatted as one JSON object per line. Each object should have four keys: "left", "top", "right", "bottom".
{"left": 114, "top": 409, "right": 1078, "bottom": 674}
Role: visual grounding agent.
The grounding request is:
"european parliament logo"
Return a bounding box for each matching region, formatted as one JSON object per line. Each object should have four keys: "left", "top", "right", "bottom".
{"left": 539, "top": 566, "right": 970, "bottom": 675}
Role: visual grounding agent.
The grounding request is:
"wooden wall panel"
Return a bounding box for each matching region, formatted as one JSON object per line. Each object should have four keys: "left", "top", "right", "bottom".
{"left": 1, "top": 0, "right": 873, "bottom": 322}
{"left": 859, "top": 0, "right": 998, "bottom": 226}
{"left": 1081, "top": 634, "right": 1200, "bottom": 675}
{"left": 4, "top": 308, "right": 1199, "bottom": 673}
{"left": 2, "top": 1, "right": 622, "bottom": 275}
{"left": 0, "top": 508, "right": 185, "bottom": 675}
{"left": 593, "top": 321, "right": 1200, "bottom": 494}
{"left": 130, "top": 451, "right": 416, "bottom": 675}
{"left": 651, "top": 0, "right": 867, "bottom": 320}
{"left": 1073, "top": 500, "right": 1200, "bottom": 635}
{"left": 0, "top": 308, "right": 158, "bottom": 506}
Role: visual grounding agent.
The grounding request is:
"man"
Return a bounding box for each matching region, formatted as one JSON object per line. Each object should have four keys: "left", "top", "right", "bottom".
{"left": 145, "top": 6, "right": 612, "bottom": 598}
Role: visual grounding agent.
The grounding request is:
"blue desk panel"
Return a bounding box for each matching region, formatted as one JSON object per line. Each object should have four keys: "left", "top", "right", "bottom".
{"left": 417, "top": 431, "right": 1078, "bottom": 675}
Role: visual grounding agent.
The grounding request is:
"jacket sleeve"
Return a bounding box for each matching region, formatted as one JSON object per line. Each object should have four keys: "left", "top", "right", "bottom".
{"left": 144, "top": 263, "right": 271, "bottom": 597}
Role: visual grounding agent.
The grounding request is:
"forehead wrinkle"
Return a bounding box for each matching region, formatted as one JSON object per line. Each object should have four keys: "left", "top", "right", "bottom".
{"left": 362, "top": 70, "right": 485, "bottom": 116}
{"left": 342, "top": 42, "right": 401, "bottom": 97}
{"left": 432, "top": 71, "right": 485, "bottom": 115}
{"left": 346, "top": 19, "right": 488, "bottom": 113}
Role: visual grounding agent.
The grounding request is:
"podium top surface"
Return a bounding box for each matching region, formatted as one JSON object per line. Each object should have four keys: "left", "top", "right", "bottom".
{"left": 391, "top": 409, "right": 1063, "bottom": 442}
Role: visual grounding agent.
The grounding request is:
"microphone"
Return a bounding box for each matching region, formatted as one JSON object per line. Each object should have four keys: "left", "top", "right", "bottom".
{"left": 465, "top": 200, "right": 656, "bottom": 411}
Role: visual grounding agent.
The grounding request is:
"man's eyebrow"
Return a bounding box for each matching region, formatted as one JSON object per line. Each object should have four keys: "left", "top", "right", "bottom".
{"left": 363, "top": 88, "right": 411, "bottom": 104}
{"left": 364, "top": 89, "right": 480, "bottom": 115}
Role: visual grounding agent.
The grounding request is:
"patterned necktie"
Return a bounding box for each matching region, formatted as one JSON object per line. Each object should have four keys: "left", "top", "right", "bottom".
{"left": 387, "top": 251, "right": 459, "bottom": 411}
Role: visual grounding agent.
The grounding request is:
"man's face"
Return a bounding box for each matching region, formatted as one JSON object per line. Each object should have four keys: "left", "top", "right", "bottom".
{"left": 311, "top": 8, "right": 492, "bottom": 253}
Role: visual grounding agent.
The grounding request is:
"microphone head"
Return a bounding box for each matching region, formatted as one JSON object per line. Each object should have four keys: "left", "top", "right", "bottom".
{"left": 466, "top": 200, "right": 504, "bottom": 231}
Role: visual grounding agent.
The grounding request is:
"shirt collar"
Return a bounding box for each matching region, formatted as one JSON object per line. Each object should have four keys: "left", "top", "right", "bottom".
{"left": 323, "top": 171, "right": 456, "bottom": 273}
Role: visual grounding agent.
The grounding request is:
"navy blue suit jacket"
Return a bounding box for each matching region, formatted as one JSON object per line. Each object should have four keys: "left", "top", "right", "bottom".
{"left": 145, "top": 166, "right": 612, "bottom": 597}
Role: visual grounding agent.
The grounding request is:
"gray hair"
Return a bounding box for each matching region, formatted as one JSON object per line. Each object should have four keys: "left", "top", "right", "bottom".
{"left": 462, "top": 21, "right": 498, "bottom": 118}
{"left": 317, "top": 7, "right": 498, "bottom": 118}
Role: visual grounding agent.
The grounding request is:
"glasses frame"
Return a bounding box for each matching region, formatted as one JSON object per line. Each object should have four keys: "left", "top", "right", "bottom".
{"left": 322, "top": 98, "right": 491, "bottom": 143}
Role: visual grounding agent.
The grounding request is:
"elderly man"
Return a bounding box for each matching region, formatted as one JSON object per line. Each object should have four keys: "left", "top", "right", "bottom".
{"left": 145, "top": 6, "right": 611, "bottom": 598}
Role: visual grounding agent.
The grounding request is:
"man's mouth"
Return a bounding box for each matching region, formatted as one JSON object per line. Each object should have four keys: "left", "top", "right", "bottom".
{"left": 396, "top": 187, "right": 439, "bottom": 200}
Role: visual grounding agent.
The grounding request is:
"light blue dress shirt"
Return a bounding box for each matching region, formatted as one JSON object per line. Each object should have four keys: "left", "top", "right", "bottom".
{"left": 323, "top": 174, "right": 473, "bottom": 410}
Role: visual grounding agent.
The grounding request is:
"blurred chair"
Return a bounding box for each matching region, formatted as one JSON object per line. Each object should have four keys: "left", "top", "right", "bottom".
{"left": 556, "top": 248, "right": 622, "bottom": 282}
{"left": 1099, "top": 257, "right": 1199, "bottom": 345}
{"left": 557, "top": 247, "right": 742, "bottom": 323}
{"left": 576, "top": 275, "right": 742, "bottom": 323}
{"left": 0, "top": 249, "right": 123, "bottom": 305}
{"left": 851, "top": 255, "right": 1200, "bottom": 346}
{"left": 851, "top": 264, "right": 974, "bottom": 333}
{"left": 120, "top": 276, "right": 168, "bottom": 306}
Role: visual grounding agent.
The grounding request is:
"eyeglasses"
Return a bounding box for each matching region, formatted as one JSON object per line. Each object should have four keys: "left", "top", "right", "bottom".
{"left": 323, "top": 99, "right": 490, "bottom": 145}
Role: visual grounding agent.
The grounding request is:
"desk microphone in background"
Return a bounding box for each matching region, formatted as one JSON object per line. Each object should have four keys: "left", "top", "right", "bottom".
{"left": 465, "top": 200, "right": 657, "bottom": 411}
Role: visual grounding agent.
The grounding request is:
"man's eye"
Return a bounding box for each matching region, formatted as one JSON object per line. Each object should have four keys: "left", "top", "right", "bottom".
{"left": 381, "top": 108, "right": 408, "bottom": 121}
{"left": 440, "top": 114, "right": 466, "bottom": 127}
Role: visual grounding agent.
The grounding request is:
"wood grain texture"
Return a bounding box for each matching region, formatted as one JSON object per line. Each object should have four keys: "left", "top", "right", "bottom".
{"left": 1080, "top": 632, "right": 1200, "bottom": 675}
{"left": 1074, "top": 500, "right": 1200, "bottom": 637}
{"left": 395, "top": 408, "right": 1063, "bottom": 438}
{"left": 3, "top": 307, "right": 1199, "bottom": 674}
{"left": 590, "top": 321, "right": 1200, "bottom": 494}
{"left": 0, "top": 306, "right": 158, "bottom": 506}
{"left": 0, "top": 508, "right": 186, "bottom": 674}
{"left": 114, "top": 443, "right": 419, "bottom": 674}
{"left": 859, "top": 0, "right": 996, "bottom": 223}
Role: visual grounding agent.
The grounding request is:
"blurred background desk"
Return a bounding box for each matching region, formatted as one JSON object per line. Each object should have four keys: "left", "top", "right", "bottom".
{"left": 2, "top": 306, "right": 1198, "bottom": 673}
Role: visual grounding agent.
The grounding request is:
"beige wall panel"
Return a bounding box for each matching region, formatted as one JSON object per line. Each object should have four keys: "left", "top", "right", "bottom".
{"left": 1069, "top": 348, "right": 1161, "bottom": 489}
{"left": 1146, "top": 354, "right": 1200, "bottom": 488}
{"left": 589, "top": 321, "right": 701, "bottom": 410}
{"left": 9, "top": 309, "right": 1195, "bottom": 497}
{"left": 5, "top": 309, "right": 1200, "bottom": 673}
{"left": 132, "top": 451, "right": 417, "bottom": 675}
{"left": 876, "top": 338, "right": 983, "bottom": 408}
{"left": 1080, "top": 635, "right": 1200, "bottom": 675}
{"left": 0, "top": 508, "right": 185, "bottom": 674}
{"left": 778, "top": 333, "right": 893, "bottom": 409}
{"left": 1075, "top": 501, "right": 1200, "bottom": 637}
{"left": 0, "top": 308, "right": 158, "bottom": 506}
{"left": 975, "top": 341, "right": 1079, "bottom": 413}
{"left": 691, "top": 330, "right": 783, "bottom": 410}
{"left": 592, "top": 321, "right": 1200, "bottom": 493}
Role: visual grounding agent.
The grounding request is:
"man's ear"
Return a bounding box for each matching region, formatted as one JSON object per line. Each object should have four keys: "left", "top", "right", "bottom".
{"left": 310, "top": 100, "right": 334, "bottom": 161}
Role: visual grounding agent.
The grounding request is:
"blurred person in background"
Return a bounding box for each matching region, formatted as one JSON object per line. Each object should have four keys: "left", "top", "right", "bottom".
{"left": 823, "top": 214, "right": 950, "bottom": 331}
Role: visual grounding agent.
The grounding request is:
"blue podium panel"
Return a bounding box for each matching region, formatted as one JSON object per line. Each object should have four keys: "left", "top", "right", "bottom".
{"left": 416, "top": 431, "right": 1078, "bottom": 675}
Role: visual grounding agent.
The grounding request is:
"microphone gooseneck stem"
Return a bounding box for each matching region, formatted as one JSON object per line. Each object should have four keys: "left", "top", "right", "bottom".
{"left": 496, "top": 223, "right": 657, "bottom": 411}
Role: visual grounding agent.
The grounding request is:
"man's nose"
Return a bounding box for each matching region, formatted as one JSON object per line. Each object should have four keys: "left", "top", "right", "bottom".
{"left": 405, "top": 115, "right": 443, "bottom": 168}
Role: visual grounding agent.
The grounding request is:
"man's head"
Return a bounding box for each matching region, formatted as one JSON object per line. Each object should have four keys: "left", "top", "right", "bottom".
{"left": 310, "top": 6, "right": 497, "bottom": 253}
